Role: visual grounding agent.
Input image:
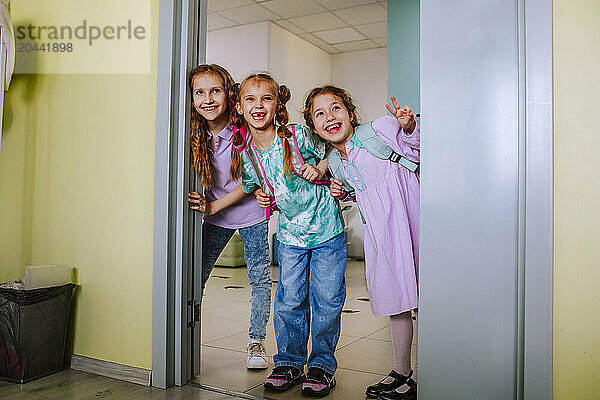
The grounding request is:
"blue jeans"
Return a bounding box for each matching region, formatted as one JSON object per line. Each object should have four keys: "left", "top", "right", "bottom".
{"left": 273, "top": 233, "right": 347, "bottom": 375}
{"left": 201, "top": 221, "right": 271, "bottom": 342}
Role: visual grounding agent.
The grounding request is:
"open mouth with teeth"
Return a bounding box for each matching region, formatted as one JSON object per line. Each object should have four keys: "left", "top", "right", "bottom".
{"left": 201, "top": 105, "right": 218, "bottom": 112}
{"left": 325, "top": 122, "right": 342, "bottom": 134}
{"left": 251, "top": 111, "right": 267, "bottom": 121}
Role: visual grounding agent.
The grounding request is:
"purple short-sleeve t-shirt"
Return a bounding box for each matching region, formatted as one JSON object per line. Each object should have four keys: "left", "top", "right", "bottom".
{"left": 203, "top": 124, "right": 265, "bottom": 229}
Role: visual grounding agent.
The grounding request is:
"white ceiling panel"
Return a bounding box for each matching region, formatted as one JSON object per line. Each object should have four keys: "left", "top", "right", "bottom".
{"left": 207, "top": 13, "right": 238, "bottom": 31}
{"left": 354, "top": 21, "right": 386, "bottom": 38}
{"left": 206, "top": 0, "right": 388, "bottom": 54}
{"left": 273, "top": 19, "right": 305, "bottom": 35}
{"left": 299, "top": 33, "right": 330, "bottom": 48}
{"left": 320, "top": 43, "right": 342, "bottom": 54}
{"left": 289, "top": 11, "right": 347, "bottom": 33}
{"left": 373, "top": 36, "right": 387, "bottom": 47}
{"left": 208, "top": 0, "right": 255, "bottom": 12}
{"left": 218, "top": 4, "right": 280, "bottom": 24}
{"left": 334, "top": 4, "right": 386, "bottom": 25}
{"left": 261, "top": 0, "right": 326, "bottom": 19}
{"left": 314, "top": 27, "right": 365, "bottom": 44}
{"left": 334, "top": 39, "right": 379, "bottom": 52}
{"left": 316, "top": 0, "right": 379, "bottom": 11}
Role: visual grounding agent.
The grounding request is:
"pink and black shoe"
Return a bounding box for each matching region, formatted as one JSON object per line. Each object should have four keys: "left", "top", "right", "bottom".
{"left": 263, "top": 366, "right": 305, "bottom": 392}
{"left": 301, "top": 367, "right": 336, "bottom": 397}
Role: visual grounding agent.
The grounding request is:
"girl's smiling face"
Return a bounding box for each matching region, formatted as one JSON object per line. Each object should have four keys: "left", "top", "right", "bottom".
{"left": 236, "top": 78, "right": 278, "bottom": 132}
{"left": 192, "top": 72, "right": 228, "bottom": 124}
{"left": 311, "top": 93, "right": 354, "bottom": 145}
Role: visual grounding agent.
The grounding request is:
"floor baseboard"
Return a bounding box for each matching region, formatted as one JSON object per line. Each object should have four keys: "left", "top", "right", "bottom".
{"left": 69, "top": 354, "right": 151, "bottom": 386}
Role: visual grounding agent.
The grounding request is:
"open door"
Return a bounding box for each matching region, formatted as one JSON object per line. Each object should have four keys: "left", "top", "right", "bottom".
{"left": 151, "top": 0, "right": 207, "bottom": 388}
{"left": 191, "top": 3, "right": 209, "bottom": 379}
{"left": 419, "top": 0, "right": 553, "bottom": 399}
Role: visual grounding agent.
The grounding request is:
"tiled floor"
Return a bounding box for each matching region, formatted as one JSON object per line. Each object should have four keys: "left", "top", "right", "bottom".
{"left": 194, "top": 260, "right": 417, "bottom": 399}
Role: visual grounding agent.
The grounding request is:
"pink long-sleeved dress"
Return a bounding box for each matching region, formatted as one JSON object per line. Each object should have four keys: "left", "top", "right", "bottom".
{"left": 334, "top": 115, "right": 420, "bottom": 316}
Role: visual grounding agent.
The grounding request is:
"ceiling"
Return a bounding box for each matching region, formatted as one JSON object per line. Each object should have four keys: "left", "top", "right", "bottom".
{"left": 207, "top": 0, "right": 387, "bottom": 54}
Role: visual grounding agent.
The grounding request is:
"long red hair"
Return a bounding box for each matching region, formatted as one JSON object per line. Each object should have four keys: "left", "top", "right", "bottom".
{"left": 189, "top": 64, "right": 241, "bottom": 188}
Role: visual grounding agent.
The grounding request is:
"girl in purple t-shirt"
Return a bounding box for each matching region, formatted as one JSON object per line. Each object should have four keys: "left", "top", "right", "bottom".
{"left": 304, "top": 85, "right": 420, "bottom": 400}
{"left": 187, "top": 64, "right": 271, "bottom": 370}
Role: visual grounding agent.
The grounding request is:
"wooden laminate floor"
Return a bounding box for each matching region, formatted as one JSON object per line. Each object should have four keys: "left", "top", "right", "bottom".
{"left": 0, "top": 369, "right": 240, "bottom": 400}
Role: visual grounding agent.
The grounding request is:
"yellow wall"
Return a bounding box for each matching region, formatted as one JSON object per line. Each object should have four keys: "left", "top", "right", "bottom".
{"left": 554, "top": 0, "right": 600, "bottom": 398}
{"left": 0, "top": 2, "right": 158, "bottom": 369}
{"left": 0, "top": 75, "right": 37, "bottom": 281}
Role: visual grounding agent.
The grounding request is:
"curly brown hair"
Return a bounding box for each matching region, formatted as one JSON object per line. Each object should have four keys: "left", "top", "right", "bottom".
{"left": 234, "top": 73, "right": 294, "bottom": 177}
{"left": 189, "top": 64, "right": 241, "bottom": 189}
{"left": 302, "top": 85, "right": 360, "bottom": 133}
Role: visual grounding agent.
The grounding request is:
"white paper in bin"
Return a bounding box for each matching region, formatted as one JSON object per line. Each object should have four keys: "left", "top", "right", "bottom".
{"left": 23, "top": 265, "right": 74, "bottom": 289}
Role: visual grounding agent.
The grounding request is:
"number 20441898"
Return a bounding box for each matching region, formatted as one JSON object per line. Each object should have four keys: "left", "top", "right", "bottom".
{"left": 18, "top": 42, "right": 73, "bottom": 53}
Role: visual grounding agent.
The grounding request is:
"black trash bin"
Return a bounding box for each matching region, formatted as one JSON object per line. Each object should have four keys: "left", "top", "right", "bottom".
{"left": 0, "top": 283, "right": 76, "bottom": 383}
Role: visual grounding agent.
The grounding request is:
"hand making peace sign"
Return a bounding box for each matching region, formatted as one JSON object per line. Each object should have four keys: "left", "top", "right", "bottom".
{"left": 385, "top": 96, "right": 416, "bottom": 134}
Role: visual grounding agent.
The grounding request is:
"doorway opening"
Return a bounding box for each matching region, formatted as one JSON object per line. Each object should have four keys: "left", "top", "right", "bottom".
{"left": 153, "top": 0, "right": 553, "bottom": 398}
{"left": 191, "top": 1, "right": 418, "bottom": 398}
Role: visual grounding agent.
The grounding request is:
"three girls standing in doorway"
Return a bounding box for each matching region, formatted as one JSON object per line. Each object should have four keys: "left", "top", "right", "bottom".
{"left": 188, "top": 64, "right": 419, "bottom": 400}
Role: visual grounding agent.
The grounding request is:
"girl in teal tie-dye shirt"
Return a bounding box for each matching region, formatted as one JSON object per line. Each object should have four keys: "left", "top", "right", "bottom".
{"left": 234, "top": 73, "right": 346, "bottom": 397}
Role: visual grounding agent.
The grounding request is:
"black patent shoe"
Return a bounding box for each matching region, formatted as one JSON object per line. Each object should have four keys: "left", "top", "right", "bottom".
{"left": 378, "top": 371, "right": 417, "bottom": 400}
{"left": 365, "top": 370, "right": 408, "bottom": 399}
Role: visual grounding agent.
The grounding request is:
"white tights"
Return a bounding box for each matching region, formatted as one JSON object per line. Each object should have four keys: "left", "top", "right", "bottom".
{"left": 382, "top": 310, "right": 418, "bottom": 386}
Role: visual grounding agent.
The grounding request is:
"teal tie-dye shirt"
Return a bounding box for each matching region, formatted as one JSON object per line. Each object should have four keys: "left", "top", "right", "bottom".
{"left": 241, "top": 124, "right": 344, "bottom": 247}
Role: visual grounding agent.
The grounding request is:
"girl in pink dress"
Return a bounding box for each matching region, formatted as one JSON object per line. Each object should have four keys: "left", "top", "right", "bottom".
{"left": 303, "top": 85, "right": 420, "bottom": 400}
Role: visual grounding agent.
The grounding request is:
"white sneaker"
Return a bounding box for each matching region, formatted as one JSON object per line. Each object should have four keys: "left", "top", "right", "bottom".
{"left": 246, "top": 342, "right": 268, "bottom": 370}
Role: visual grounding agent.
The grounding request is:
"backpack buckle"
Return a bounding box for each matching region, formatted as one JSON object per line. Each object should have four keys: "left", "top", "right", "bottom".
{"left": 389, "top": 152, "right": 402, "bottom": 163}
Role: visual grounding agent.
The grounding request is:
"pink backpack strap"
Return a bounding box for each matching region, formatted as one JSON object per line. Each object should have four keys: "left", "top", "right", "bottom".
{"left": 244, "top": 142, "right": 277, "bottom": 220}
{"left": 282, "top": 125, "right": 331, "bottom": 186}
{"left": 246, "top": 141, "right": 275, "bottom": 195}
{"left": 290, "top": 125, "right": 304, "bottom": 164}
{"left": 281, "top": 125, "right": 305, "bottom": 176}
{"left": 232, "top": 125, "right": 248, "bottom": 154}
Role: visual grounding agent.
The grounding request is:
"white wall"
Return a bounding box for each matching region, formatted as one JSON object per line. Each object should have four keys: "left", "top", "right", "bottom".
{"left": 207, "top": 22, "right": 331, "bottom": 124}
{"left": 206, "top": 22, "right": 269, "bottom": 81}
{"left": 268, "top": 23, "right": 331, "bottom": 123}
{"left": 332, "top": 48, "right": 388, "bottom": 123}
{"left": 207, "top": 23, "right": 387, "bottom": 123}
